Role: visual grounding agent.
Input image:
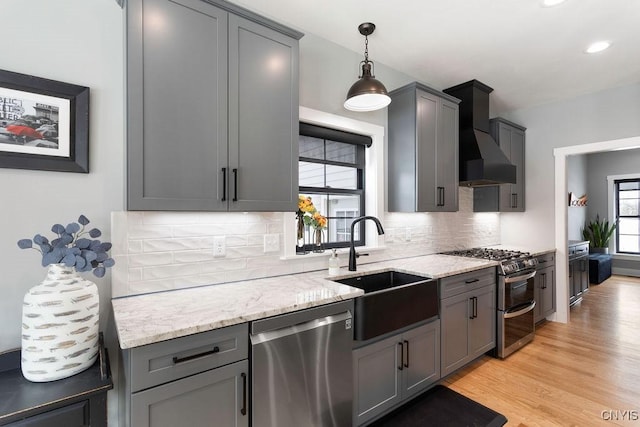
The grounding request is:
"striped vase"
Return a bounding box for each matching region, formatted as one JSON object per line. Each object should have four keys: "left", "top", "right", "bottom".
{"left": 21, "top": 263, "right": 100, "bottom": 382}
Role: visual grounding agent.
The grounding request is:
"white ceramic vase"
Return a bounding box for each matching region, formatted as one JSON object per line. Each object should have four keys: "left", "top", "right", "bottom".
{"left": 21, "top": 263, "right": 100, "bottom": 382}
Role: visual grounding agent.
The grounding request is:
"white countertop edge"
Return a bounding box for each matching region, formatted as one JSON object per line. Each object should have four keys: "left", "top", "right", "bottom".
{"left": 116, "top": 291, "right": 362, "bottom": 349}
{"left": 112, "top": 250, "right": 553, "bottom": 350}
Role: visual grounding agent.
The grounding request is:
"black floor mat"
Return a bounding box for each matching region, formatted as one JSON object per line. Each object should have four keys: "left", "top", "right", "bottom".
{"left": 371, "top": 385, "right": 508, "bottom": 427}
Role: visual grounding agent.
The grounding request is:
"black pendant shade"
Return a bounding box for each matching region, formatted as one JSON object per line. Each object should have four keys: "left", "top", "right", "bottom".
{"left": 344, "top": 23, "right": 391, "bottom": 112}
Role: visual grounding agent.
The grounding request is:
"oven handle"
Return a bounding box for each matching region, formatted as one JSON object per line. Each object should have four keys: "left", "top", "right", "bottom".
{"left": 504, "top": 270, "right": 536, "bottom": 284}
{"left": 503, "top": 301, "right": 536, "bottom": 319}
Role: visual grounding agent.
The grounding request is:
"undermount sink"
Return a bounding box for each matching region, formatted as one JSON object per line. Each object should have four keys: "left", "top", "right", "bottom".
{"left": 333, "top": 270, "right": 439, "bottom": 341}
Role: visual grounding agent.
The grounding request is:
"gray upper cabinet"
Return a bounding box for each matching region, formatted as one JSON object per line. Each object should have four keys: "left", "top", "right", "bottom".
{"left": 474, "top": 118, "right": 526, "bottom": 212}
{"left": 388, "top": 82, "right": 460, "bottom": 212}
{"left": 126, "top": 0, "right": 302, "bottom": 211}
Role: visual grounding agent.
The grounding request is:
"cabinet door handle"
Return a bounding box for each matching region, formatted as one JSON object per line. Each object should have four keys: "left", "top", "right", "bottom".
{"left": 398, "top": 342, "right": 404, "bottom": 371}
{"left": 541, "top": 273, "right": 547, "bottom": 289}
{"left": 403, "top": 339, "right": 409, "bottom": 368}
{"left": 511, "top": 193, "right": 517, "bottom": 208}
{"left": 221, "top": 168, "right": 227, "bottom": 202}
{"left": 468, "top": 297, "right": 477, "bottom": 319}
{"left": 232, "top": 168, "right": 238, "bottom": 202}
{"left": 172, "top": 346, "right": 219, "bottom": 364}
{"left": 465, "top": 278, "right": 479, "bottom": 284}
{"left": 437, "top": 187, "right": 445, "bottom": 207}
{"left": 240, "top": 372, "right": 247, "bottom": 416}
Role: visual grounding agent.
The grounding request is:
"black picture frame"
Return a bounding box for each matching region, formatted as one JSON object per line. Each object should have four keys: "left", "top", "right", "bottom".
{"left": 0, "top": 69, "right": 89, "bottom": 173}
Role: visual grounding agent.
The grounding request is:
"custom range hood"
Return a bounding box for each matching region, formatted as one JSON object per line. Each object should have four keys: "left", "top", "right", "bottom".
{"left": 443, "top": 80, "right": 516, "bottom": 187}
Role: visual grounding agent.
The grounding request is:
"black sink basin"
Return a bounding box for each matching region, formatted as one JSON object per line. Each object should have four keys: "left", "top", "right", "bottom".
{"left": 334, "top": 270, "right": 439, "bottom": 341}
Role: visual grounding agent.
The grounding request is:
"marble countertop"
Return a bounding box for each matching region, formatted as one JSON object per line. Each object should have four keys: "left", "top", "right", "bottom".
{"left": 112, "top": 254, "right": 499, "bottom": 349}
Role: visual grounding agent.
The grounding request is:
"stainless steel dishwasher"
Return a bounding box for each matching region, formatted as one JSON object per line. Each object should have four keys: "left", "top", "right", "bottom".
{"left": 250, "top": 300, "right": 353, "bottom": 427}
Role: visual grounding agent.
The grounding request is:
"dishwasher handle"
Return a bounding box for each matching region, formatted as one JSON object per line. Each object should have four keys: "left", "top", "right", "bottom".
{"left": 250, "top": 311, "right": 352, "bottom": 345}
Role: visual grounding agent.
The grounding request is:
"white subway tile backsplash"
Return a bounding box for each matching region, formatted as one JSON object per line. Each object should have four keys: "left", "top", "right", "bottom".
{"left": 129, "top": 252, "right": 174, "bottom": 268}
{"left": 128, "top": 240, "right": 143, "bottom": 254}
{"left": 111, "top": 187, "right": 501, "bottom": 297}
{"left": 173, "top": 250, "right": 215, "bottom": 264}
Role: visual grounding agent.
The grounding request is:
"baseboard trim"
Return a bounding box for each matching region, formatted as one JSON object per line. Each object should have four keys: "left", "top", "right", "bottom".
{"left": 612, "top": 268, "right": 640, "bottom": 278}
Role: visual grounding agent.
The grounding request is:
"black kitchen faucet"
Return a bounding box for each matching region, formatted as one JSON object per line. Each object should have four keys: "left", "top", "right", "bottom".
{"left": 348, "top": 216, "right": 385, "bottom": 271}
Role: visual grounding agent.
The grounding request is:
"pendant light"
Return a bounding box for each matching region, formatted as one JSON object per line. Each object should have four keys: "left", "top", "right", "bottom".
{"left": 344, "top": 23, "right": 391, "bottom": 112}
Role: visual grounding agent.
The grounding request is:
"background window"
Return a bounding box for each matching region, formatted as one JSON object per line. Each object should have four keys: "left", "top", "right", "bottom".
{"left": 615, "top": 179, "right": 640, "bottom": 254}
{"left": 299, "top": 123, "right": 371, "bottom": 250}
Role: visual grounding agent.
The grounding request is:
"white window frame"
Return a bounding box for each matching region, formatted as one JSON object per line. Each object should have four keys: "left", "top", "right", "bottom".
{"left": 282, "top": 106, "right": 385, "bottom": 258}
{"left": 607, "top": 173, "right": 640, "bottom": 259}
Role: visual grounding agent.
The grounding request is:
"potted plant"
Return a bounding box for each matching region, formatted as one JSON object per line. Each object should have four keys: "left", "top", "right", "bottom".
{"left": 582, "top": 214, "right": 617, "bottom": 254}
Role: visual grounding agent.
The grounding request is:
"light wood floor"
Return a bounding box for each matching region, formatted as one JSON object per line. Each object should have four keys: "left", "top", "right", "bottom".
{"left": 444, "top": 275, "right": 640, "bottom": 427}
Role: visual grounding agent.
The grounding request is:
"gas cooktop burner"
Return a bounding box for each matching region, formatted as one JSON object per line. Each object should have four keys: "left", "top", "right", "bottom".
{"left": 442, "top": 247, "right": 537, "bottom": 275}
{"left": 443, "top": 248, "right": 530, "bottom": 261}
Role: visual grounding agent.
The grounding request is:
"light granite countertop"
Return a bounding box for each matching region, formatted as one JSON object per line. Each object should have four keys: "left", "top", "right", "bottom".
{"left": 112, "top": 254, "right": 500, "bottom": 349}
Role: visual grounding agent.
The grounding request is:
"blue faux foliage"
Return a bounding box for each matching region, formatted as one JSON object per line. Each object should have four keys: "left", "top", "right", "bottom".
{"left": 17, "top": 239, "right": 32, "bottom": 249}
{"left": 18, "top": 215, "right": 115, "bottom": 278}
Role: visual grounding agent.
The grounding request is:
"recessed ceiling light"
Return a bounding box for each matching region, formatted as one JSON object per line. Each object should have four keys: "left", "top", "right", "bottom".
{"left": 542, "top": 0, "right": 567, "bottom": 7}
{"left": 585, "top": 41, "right": 611, "bottom": 54}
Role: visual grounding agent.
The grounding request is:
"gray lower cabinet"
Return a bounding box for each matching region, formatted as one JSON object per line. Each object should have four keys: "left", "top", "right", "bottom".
{"left": 120, "top": 323, "right": 249, "bottom": 427}
{"left": 474, "top": 118, "right": 526, "bottom": 212}
{"left": 131, "top": 360, "right": 248, "bottom": 427}
{"left": 569, "top": 242, "right": 589, "bottom": 306}
{"left": 388, "top": 82, "right": 460, "bottom": 212}
{"left": 353, "top": 320, "right": 440, "bottom": 426}
{"left": 534, "top": 252, "right": 556, "bottom": 323}
{"left": 126, "top": 0, "right": 301, "bottom": 211}
{"left": 440, "top": 268, "right": 496, "bottom": 377}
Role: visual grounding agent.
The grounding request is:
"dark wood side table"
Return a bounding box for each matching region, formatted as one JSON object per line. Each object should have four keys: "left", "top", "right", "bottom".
{"left": 0, "top": 334, "right": 113, "bottom": 426}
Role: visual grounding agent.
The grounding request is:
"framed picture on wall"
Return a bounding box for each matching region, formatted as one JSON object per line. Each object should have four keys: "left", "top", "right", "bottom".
{"left": 0, "top": 69, "right": 89, "bottom": 173}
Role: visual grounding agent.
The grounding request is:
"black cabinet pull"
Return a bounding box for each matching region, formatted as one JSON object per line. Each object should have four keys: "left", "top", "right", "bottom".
{"left": 465, "top": 278, "right": 479, "bottom": 284}
{"left": 398, "top": 342, "right": 404, "bottom": 371}
{"left": 221, "top": 168, "right": 227, "bottom": 202}
{"left": 403, "top": 339, "right": 409, "bottom": 368}
{"left": 469, "top": 297, "right": 478, "bottom": 319}
{"left": 541, "top": 273, "right": 547, "bottom": 289}
{"left": 437, "top": 187, "right": 445, "bottom": 207}
{"left": 172, "top": 346, "right": 219, "bottom": 364}
{"left": 241, "top": 372, "right": 247, "bottom": 416}
{"left": 511, "top": 193, "right": 518, "bottom": 209}
{"left": 232, "top": 168, "right": 238, "bottom": 202}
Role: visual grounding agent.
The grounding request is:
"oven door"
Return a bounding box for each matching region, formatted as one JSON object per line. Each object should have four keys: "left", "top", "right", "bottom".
{"left": 502, "top": 270, "right": 536, "bottom": 310}
{"left": 497, "top": 270, "right": 536, "bottom": 358}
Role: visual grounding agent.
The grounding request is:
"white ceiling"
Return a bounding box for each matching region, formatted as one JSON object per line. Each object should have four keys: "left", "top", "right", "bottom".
{"left": 231, "top": 0, "right": 640, "bottom": 114}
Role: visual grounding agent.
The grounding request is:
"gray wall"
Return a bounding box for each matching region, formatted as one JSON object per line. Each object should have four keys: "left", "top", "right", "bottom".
{"left": 1, "top": 0, "right": 124, "bottom": 351}
{"left": 586, "top": 148, "right": 640, "bottom": 275}
{"left": 500, "top": 83, "right": 640, "bottom": 249}
{"left": 567, "top": 155, "right": 588, "bottom": 240}
{"left": 586, "top": 148, "right": 640, "bottom": 221}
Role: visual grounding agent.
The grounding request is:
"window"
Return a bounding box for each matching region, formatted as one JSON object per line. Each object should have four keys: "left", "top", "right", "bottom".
{"left": 299, "top": 122, "right": 371, "bottom": 250}
{"left": 615, "top": 178, "right": 640, "bottom": 254}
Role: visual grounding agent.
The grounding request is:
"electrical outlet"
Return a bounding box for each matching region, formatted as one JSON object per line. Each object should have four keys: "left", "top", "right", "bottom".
{"left": 405, "top": 227, "right": 412, "bottom": 241}
{"left": 213, "top": 236, "right": 226, "bottom": 258}
{"left": 263, "top": 234, "right": 280, "bottom": 253}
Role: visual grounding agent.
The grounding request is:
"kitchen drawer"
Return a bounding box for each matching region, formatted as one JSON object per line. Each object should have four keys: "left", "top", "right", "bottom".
{"left": 569, "top": 243, "right": 589, "bottom": 260}
{"left": 536, "top": 252, "right": 555, "bottom": 269}
{"left": 439, "top": 267, "right": 496, "bottom": 299}
{"left": 129, "top": 323, "right": 248, "bottom": 393}
{"left": 7, "top": 401, "right": 89, "bottom": 427}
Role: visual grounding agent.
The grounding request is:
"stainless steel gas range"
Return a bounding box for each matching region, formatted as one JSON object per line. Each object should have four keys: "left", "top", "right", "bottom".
{"left": 442, "top": 248, "right": 538, "bottom": 358}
